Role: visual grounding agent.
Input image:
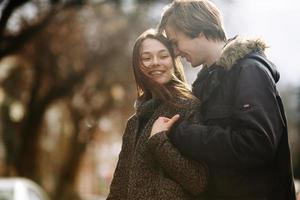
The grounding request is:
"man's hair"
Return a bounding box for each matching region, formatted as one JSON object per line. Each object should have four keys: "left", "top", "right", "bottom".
{"left": 158, "top": 0, "right": 226, "bottom": 41}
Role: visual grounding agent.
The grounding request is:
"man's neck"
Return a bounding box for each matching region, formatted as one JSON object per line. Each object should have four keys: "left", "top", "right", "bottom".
{"left": 205, "top": 40, "right": 226, "bottom": 68}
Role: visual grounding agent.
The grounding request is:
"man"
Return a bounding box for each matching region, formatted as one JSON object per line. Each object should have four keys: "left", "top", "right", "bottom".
{"left": 151, "top": 0, "right": 296, "bottom": 199}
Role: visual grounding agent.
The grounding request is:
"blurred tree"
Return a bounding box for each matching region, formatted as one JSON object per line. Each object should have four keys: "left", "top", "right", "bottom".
{"left": 0, "top": 0, "right": 89, "bottom": 178}
{"left": 0, "top": 0, "right": 164, "bottom": 199}
{"left": 0, "top": 0, "right": 89, "bottom": 58}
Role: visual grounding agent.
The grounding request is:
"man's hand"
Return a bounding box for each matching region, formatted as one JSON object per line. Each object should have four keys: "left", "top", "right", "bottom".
{"left": 150, "top": 114, "right": 180, "bottom": 137}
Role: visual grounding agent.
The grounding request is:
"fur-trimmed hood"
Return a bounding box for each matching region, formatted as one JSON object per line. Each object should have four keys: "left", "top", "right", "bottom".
{"left": 216, "top": 36, "right": 268, "bottom": 70}
{"left": 215, "top": 36, "right": 280, "bottom": 83}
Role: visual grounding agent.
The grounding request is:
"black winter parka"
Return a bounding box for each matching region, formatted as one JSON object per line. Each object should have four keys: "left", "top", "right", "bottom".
{"left": 169, "top": 37, "right": 296, "bottom": 200}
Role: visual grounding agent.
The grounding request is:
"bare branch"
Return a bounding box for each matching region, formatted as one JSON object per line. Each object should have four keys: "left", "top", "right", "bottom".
{"left": 0, "top": 9, "right": 54, "bottom": 58}
{"left": 0, "top": 1, "right": 89, "bottom": 59}
{"left": 0, "top": 0, "right": 29, "bottom": 38}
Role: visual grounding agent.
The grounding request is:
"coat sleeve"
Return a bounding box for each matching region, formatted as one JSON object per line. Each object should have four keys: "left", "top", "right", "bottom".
{"left": 169, "top": 58, "right": 284, "bottom": 169}
{"left": 106, "top": 118, "right": 135, "bottom": 200}
{"left": 146, "top": 131, "right": 208, "bottom": 196}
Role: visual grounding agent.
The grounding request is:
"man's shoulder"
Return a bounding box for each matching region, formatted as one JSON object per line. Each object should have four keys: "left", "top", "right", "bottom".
{"left": 229, "top": 52, "right": 279, "bottom": 85}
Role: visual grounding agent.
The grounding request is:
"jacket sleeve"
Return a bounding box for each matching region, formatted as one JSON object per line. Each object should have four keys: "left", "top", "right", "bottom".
{"left": 107, "top": 118, "right": 135, "bottom": 200}
{"left": 146, "top": 131, "right": 208, "bottom": 196}
{"left": 169, "top": 59, "right": 284, "bottom": 169}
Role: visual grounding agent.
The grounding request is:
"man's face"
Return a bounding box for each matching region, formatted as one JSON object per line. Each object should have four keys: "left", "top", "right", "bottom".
{"left": 165, "top": 25, "right": 209, "bottom": 67}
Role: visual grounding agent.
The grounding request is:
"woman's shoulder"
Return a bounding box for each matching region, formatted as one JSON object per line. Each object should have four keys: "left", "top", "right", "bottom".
{"left": 127, "top": 113, "right": 138, "bottom": 124}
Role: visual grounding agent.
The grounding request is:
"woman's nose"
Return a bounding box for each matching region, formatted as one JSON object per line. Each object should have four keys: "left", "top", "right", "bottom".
{"left": 152, "top": 56, "right": 159, "bottom": 66}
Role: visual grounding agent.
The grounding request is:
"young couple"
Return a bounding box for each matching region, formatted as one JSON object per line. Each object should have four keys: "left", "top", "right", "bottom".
{"left": 107, "top": 0, "right": 296, "bottom": 200}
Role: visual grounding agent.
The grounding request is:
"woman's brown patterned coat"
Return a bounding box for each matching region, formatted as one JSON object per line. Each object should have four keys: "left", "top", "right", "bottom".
{"left": 106, "top": 98, "right": 208, "bottom": 200}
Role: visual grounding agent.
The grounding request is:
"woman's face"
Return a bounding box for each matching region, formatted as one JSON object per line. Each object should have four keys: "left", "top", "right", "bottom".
{"left": 140, "top": 38, "right": 175, "bottom": 85}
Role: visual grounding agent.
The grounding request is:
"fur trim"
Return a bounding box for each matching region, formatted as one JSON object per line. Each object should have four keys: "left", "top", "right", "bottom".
{"left": 216, "top": 37, "right": 268, "bottom": 70}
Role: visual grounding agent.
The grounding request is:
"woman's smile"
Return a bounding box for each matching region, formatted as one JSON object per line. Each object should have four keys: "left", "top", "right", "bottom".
{"left": 149, "top": 70, "right": 165, "bottom": 76}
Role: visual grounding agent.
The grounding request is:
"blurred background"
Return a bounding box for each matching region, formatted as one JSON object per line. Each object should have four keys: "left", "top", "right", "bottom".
{"left": 0, "top": 0, "right": 299, "bottom": 199}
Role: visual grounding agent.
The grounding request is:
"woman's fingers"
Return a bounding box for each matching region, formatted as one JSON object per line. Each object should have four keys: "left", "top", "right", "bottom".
{"left": 166, "top": 114, "right": 180, "bottom": 128}
{"left": 150, "top": 114, "right": 180, "bottom": 137}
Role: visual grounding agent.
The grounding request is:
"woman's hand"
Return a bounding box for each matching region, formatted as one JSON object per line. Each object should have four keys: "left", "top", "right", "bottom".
{"left": 150, "top": 114, "right": 180, "bottom": 138}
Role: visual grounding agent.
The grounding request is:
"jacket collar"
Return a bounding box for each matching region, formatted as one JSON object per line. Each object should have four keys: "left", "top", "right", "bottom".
{"left": 216, "top": 36, "right": 268, "bottom": 70}
{"left": 192, "top": 37, "right": 267, "bottom": 104}
{"left": 134, "top": 98, "right": 161, "bottom": 119}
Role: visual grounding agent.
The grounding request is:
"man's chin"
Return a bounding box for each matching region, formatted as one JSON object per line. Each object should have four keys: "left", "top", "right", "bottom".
{"left": 181, "top": 58, "right": 201, "bottom": 68}
{"left": 191, "top": 63, "right": 202, "bottom": 68}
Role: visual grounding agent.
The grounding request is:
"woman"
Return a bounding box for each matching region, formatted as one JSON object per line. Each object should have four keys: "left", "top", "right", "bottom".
{"left": 106, "top": 29, "right": 208, "bottom": 200}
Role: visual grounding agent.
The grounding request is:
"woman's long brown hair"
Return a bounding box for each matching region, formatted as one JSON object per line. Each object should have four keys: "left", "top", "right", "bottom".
{"left": 132, "top": 29, "right": 196, "bottom": 108}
